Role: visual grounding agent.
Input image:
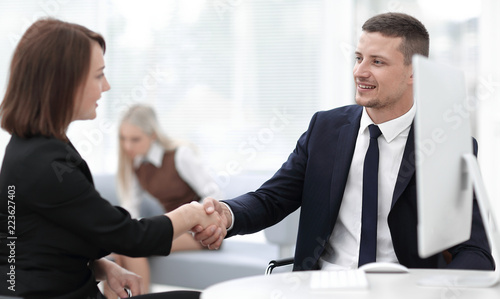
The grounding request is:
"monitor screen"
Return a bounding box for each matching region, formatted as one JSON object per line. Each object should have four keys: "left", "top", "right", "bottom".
{"left": 413, "top": 54, "right": 473, "bottom": 259}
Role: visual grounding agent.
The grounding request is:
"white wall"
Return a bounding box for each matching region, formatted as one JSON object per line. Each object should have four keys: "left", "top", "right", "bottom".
{"left": 478, "top": 0, "right": 500, "bottom": 223}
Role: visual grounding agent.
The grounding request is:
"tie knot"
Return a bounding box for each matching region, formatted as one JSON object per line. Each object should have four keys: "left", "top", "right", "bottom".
{"left": 368, "top": 124, "right": 382, "bottom": 139}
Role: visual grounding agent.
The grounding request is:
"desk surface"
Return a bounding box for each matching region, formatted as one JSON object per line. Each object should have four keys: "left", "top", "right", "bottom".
{"left": 201, "top": 269, "right": 500, "bottom": 299}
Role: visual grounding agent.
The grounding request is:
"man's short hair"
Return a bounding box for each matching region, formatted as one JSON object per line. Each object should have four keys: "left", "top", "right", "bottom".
{"left": 362, "top": 12, "right": 429, "bottom": 65}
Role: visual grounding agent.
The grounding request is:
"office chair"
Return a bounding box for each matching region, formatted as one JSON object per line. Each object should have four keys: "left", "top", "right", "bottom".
{"left": 265, "top": 257, "right": 294, "bottom": 275}
{"left": 263, "top": 209, "right": 300, "bottom": 275}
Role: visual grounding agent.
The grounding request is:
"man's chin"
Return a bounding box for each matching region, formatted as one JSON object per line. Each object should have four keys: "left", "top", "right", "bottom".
{"left": 355, "top": 97, "right": 378, "bottom": 108}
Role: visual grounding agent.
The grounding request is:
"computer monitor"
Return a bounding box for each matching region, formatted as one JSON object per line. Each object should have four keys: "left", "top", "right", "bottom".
{"left": 413, "top": 55, "right": 499, "bottom": 287}
{"left": 413, "top": 55, "right": 473, "bottom": 258}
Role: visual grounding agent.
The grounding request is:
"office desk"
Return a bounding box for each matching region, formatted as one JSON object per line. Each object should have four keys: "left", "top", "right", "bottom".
{"left": 201, "top": 269, "right": 500, "bottom": 299}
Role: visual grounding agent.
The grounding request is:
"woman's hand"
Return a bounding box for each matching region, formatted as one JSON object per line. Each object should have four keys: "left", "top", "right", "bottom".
{"left": 92, "top": 258, "right": 143, "bottom": 298}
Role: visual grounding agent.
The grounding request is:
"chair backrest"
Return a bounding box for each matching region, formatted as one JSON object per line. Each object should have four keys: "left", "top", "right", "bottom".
{"left": 93, "top": 173, "right": 119, "bottom": 205}
{"left": 263, "top": 209, "right": 300, "bottom": 258}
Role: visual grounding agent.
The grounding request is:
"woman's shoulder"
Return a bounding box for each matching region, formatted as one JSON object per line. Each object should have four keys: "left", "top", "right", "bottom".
{"left": 8, "top": 134, "right": 68, "bottom": 157}
{"left": 174, "top": 144, "right": 193, "bottom": 154}
{"left": 9, "top": 133, "right": 66, "bottom": 147}
{"left": 173, "top": 145, "right": 200, "bottom": 162}
{"left": 4, "top": 135, "right": 74, "bottom": 171}
{"left": 1, "top": 135, "right": 75, "bottom": 193}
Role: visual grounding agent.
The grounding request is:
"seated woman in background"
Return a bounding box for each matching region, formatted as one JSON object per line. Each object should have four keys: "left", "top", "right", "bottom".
{"left": 0, "top": 18, "right": 224, "bottom": 299}
{"left": 103, "top": 104, "right": 223, "bottom": 297}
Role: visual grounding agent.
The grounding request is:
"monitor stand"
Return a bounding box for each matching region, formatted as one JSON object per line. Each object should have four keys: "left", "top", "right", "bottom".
{"left": 419, "top": 153, "right": 500, "bottom": 288}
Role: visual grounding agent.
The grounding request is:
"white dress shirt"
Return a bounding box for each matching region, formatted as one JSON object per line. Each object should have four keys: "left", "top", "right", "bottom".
{"left": 124, "top": 142, "right": 223, "bottom": 218}
{"left": 319, "top": 105, "right": 415, "bottom": 270}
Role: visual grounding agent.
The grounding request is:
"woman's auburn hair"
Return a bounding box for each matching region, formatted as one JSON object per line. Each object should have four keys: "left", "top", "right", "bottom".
{"left": 0, "top": 18, "right": 105, "bottom": 141}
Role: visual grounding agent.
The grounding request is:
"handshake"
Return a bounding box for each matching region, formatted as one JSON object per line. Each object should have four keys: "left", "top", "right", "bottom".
{"left": 168, "top": 198, "right": 231, "bottom": 250}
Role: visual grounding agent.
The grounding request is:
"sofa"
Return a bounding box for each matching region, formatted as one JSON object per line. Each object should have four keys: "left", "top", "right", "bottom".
{"left": 93, "top": 171, "right": 299, "bottom": 289}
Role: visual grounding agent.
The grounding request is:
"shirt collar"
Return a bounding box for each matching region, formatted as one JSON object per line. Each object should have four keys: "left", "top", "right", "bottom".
{"left": 133, "top": 141, "right": 165, "bottom": 169}
{"left": 360, "top": 104, "right": 415, "bottom": 143}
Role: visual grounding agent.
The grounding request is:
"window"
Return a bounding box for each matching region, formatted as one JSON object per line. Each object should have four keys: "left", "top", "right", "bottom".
{"left": 0, "top": 0, "right": 355, "bottom": 180}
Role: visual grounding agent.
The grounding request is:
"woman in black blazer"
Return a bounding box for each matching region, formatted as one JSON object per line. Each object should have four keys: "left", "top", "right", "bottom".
{"left": 0, "top": 18, "right": 224, "bottom": 299}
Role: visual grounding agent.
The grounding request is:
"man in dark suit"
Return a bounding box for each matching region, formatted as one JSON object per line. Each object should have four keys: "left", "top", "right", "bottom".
{"left": 194, "top": 12, "right": 494, "bottom": 271}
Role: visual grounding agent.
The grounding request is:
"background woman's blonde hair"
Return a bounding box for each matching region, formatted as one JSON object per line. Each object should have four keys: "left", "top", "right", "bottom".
{"left": 117, "top": 104, "right": 182, "bottom": 209}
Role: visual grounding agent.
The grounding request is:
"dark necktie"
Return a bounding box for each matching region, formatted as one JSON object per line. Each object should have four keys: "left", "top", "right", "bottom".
{"left": 358, "top": 124, "right": 382, "bottom": 267}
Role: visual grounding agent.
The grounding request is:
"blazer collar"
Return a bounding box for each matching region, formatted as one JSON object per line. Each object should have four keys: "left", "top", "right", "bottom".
{"left": 329, "top": 107, "right": 363, "bottom": 218}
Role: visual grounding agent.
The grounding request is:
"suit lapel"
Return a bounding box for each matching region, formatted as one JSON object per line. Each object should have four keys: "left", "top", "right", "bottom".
{"left": 329, "top": 111, "right": 362, "bottom": 219}
{"left": 391, "top": 124, "right": 415, "bottom": 208}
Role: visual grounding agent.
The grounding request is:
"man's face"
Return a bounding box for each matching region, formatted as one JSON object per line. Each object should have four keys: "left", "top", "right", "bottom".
{"left": 353, "top": 31, "right": 413, "bottom": 122}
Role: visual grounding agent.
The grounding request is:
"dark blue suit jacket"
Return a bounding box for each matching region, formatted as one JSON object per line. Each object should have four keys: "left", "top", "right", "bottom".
{"left": 225, "top": 105, "right": 494, "bottom": 271}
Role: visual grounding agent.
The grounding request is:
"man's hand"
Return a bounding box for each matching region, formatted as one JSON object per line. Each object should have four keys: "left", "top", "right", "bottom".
{"left": 93, "top": 258, "right": 143, "bottom": 298}
{"left": 192, "top": 197, "right": 231, "bottom": 249}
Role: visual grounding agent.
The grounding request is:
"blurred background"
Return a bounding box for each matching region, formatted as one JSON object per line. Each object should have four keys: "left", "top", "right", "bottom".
{"left": 0, "top": 0, "right": 499, "bottom": 216}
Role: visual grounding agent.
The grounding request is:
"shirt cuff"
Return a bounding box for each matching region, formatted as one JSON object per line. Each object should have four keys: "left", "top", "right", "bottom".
{"left": 220, "top": 202, "right": 235, "bottom": 231}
